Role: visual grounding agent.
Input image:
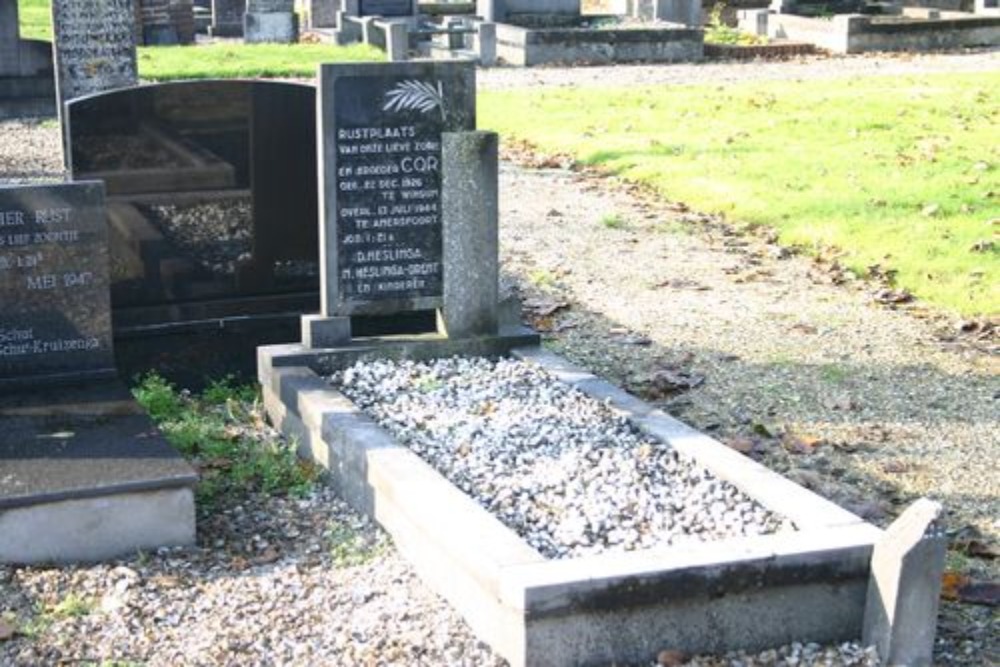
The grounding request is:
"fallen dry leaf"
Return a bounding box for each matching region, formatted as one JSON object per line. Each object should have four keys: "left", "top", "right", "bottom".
{"left": 954, "top": 538, "right": 1000, "bottom": 560}
{"left": 0, "top": 619, "right": 16, "bottom": 642}
{"left": 634, "top": 367, "right": 705, "bottom": 399}
{"left": 782, "top": 433, "right": 823, "bottom": 455}
{"left": 941, "top": 571, "right": 971, "bottom": 600}
{"left": 522, "top": 297, "right": 569, "bottom": 318}
{"left": 954, "top": 582, "right": 1000, "bottom": 606}
{"left": 657, "top": 649, "right": 689, "bottom": 666}
{"left": 251, "top": 546, "right": 281, "bottom": 566}
{"left": 873, "top": 288, "right": 914, "bottom": 305}
{"left": 881, "top": 460, "right": 912, "bottom": 474}
{"left": 724, "top": 437, "right": 756, "bottom": 455}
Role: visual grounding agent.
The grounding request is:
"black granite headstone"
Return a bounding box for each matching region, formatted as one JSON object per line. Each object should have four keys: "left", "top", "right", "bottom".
{"left": 318, "top": 61, "right": 475, "bottom": 317}
{"left": 359, "top": 0, "right": 415, "bottom": 16}
{"left": 65, "top": 81, "right": 319, "bottom": 328}
{"left": 0, "top": 181, "right": 115, "bottom": 387}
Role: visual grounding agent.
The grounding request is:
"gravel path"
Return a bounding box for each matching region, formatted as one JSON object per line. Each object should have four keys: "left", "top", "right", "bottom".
{"left": 478, "top": 49, "right": 1000, "bottom": 90}
{"left": 2, "top": 50, "right": 998, "bottom": 665}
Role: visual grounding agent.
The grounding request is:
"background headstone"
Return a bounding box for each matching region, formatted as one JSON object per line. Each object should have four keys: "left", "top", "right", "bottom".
{"left": 359, "top": 0, "right": 416, "bottom": 16}
{"left": 64, "top": 80, "right": 319, "bottom": 328}
{"left": 0, "top": 181, "right": 115, "bottom": 387}
{"left": 317, "top": 61, "right": 475, "bottom": 320}
{"left": 210, "top": 0, "right": 247, "bottom": 36}
{"left": 51, "top": 0, "right": 138, "bottom": 130}
{"left": 245, "top": 0, "right": 298, "bottom": 42}
{"left": 0, "top": 0, "right": 55, "bottom": 119}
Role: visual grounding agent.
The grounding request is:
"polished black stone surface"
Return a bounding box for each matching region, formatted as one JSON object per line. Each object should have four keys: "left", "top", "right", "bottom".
{"left": 0, "top": 379, "right": 197, "bottom": 510}
{"left": 319, "top": 61, "right": 475, "bottom": 317}
{"left": 0, "top": 181, "right": 115, "bottom": 386}
{"left": 360, "top": 0, "right": 414, "bottom": 16}
{"left": 64, "top": 80, "right": 319, "bottom": 330}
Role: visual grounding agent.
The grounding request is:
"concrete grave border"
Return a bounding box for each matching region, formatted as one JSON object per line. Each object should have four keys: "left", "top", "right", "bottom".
{"left": 259, "top": 342, "right": 881, "bottom": 666}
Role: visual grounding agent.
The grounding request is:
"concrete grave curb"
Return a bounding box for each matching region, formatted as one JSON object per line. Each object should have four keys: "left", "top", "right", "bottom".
{"left": 259, "top": 343, "right": 882, "bottom": 665}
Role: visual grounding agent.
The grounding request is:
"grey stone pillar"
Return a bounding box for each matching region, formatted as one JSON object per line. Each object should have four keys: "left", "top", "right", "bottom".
{"left": 475, "top": 21, "right": 497, "bottom": 66}
{"left": 385, "top": 20, "right": 408, "bottom": 60}
{"left": 862, "top": 498, "right": 947, "bottom": 667}
{"left": 440, "top": 132, "right": 500, "bottom": 339}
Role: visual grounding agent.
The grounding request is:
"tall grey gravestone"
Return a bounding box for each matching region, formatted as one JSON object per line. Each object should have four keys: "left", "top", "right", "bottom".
{"left": 51, "top": 0, "right": 138, "bottom": 140}
{"left": 0, "top": 181, "right": 115, "bottom": 387}
{"left": 304, "top": 61, "right": 475, "bottom": 347}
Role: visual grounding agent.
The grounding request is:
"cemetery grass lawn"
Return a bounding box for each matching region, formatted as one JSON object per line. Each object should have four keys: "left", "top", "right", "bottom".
{"left": 16, "top": 0, "right": 49, "bottom": 41}
{"left": 17, "top": 0, "right": 384, "bottom": 80}
{"left": 137, "top": 43, "right": 385, "bottom": 81}
{"left": 481, "top": 72, "right": 1000, "bottom": 318}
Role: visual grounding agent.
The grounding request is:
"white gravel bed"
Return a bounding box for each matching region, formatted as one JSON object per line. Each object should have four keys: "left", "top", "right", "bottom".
{"left": 330, "top": 356, "right": 794, "bottom": 559}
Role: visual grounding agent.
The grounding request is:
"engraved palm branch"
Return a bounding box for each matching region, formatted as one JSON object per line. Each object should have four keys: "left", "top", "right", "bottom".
{"left": 382, "top": 80, "right": 448, "bottom": 122}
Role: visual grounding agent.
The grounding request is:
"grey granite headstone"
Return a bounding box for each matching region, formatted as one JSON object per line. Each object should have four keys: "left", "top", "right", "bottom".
{"left": 0, "top": 181, "right": 115, "bottom": 387}
{"left": 317, "top": 61, "right": 475, "bottom": 320}
{"left": 245, "top": 0, "right": 298, "bottom": 42}
{"left": 51, "top": 0, "right": 138, "bottom": 110}
{"left": 862, "top": 498, "right": 947, "bottom": 667}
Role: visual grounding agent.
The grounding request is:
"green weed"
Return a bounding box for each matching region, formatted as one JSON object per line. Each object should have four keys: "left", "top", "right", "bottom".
{"left": 600, "top": 213, "right": 628, "bottom": 229}
{"left": 133, "top": 374, "right": 319, "bottom": 511}
{"left": 327, "top": 523, "right": 384, "bottom": 568}
{"left": 48, "top": 594, "right": 93, "bottom": 619}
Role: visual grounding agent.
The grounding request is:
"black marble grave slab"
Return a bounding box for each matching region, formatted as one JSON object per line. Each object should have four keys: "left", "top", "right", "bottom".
{"left": 0, "top": 181, "right": 115, "bottom": 388}
{"left": 360, "top": 0, "right": 415, "bottom": 16}
{"left": 0, "top": 379, "right": 197, "bottom": 510}
{"left": 318, "top": 61, "right": 475, "bottom": 317}
{"left": 64, "top": 81, "right": 319, "bottom": 329}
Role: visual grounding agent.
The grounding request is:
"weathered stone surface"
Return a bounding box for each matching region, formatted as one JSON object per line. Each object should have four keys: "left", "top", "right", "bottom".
{"left": 244, "top": 10, "right": 298, "bottom": 42}
{"left": 440, "top": 131, "right": 499, "bottom": 338}
{"left": 316, "top": 61, "right": 475, "bottom": 318}
{"left": 51, "top": 0, "right": 138, "bottom": 109}
{"left": 0, "top": 181, "right": 115, "bottom": 387}
{"left": 862, "top": 498, "right": 947, "bottom": 667}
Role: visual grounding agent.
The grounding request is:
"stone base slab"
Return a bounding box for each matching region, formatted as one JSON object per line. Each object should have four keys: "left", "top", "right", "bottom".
{"left": 0, "top": 380, "right": 198, "bottom": 564}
